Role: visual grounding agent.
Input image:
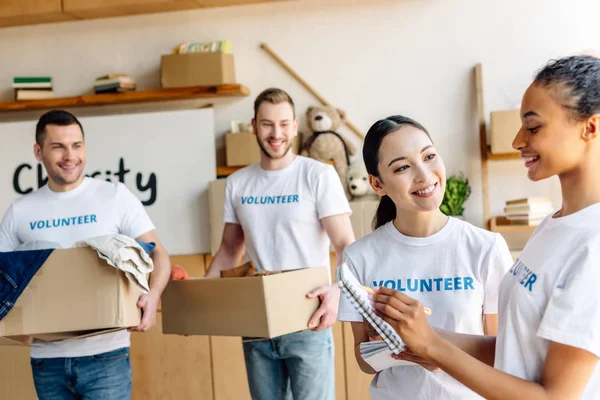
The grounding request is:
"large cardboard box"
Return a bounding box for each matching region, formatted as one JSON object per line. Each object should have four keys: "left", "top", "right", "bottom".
{"left": 490, "top": 109, "right": 521, "bottom": 154}
{"left": 225, "top": 132, "right": 302, "bottom": 167}
{"left": 161, "top": 52, "right": 236, "bottom": 88}
{"left": 0, "top": 248, "right": 142, "bottom": 346}
{"left": 161, "top": 267, "right": 329, "bottom": 338}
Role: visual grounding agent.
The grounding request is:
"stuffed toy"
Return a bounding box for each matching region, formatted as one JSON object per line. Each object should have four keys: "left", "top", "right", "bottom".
{"left": 302, "top": 105, "right": 357, "bottom": 198}
{"left": 347, "top": 162, "right": 378, "bottom": 200}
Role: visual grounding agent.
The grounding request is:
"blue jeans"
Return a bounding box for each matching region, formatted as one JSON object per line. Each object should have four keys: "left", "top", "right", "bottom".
{"left": 31, "top": 347, "right": 131, "bottom": 400}
{"left": 0, "top": 249, "right": 53, "bottom": 320}
{"left": 242, "top": 328, "right": 334, "bottom": 400}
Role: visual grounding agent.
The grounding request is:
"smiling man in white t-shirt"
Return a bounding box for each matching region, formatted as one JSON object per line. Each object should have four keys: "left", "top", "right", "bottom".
{"left": 206, "top": 88, "right": 355, "bottom": 400}
{"left": 0, "top": 110, "right": 172, "bottom": 400}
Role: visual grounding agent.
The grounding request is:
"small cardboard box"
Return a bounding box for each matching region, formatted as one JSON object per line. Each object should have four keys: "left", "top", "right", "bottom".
{"left": 490, "top": 110, "right": 521, "bottom": 154}
{"left": 161, "top": 267, "right": 329, "bottom": 338}
{"left": 225, "top": 132, "right": 302, "bottom": 167}
{"left": 161, "top": 52, "right": 236, "bottom": 88}
{"left": 0, "top": 248, "right": 142, "bottom": 346}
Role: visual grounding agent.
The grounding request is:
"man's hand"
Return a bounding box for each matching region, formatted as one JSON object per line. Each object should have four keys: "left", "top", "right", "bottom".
{"left": 306, "top": 284, "right": 340, "bottom": 331}
{"left": 129, "top": 292, "right": 160, "bottom": 332}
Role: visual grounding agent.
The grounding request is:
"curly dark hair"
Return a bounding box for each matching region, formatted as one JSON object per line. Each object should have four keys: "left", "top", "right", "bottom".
{"left": 534, "top": 55, "right": 600, "bottom": 121}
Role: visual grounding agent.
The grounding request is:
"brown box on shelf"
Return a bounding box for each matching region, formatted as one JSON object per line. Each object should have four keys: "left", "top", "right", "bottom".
{"left": 0, "top": 248, "right": 142, "bottom": 346}
{"left": 161, "top": 52, "right": 236, "bottom": 88}
{"left": 490, "top": 110, "right": 521, "bottom": 155}
{"left": 161, "top": 267, "right": 329, "bottom": 338}
{"left": 225, "top": 132, "right": 301, "bottom": 167}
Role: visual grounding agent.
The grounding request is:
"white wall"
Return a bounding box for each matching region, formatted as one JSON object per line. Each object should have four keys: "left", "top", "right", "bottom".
{"left": 1, "top": 0, "right": 599, "bottom": 227}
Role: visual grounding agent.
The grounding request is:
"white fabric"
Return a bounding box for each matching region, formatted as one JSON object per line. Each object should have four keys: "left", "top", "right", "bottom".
{"left": 495, "top": 203, "right": 600, "bottom": 399}
{"left": 338, "top": 217, "right": 512, "bottom": 400}
{"left": 0, "top": 177, "right": 155, "bottom": 358}
{"left": 75, "top": 234, "right": 153, "bottom": 293}
{"left": 223, "top": 156, "right": 351, "bottom": 272}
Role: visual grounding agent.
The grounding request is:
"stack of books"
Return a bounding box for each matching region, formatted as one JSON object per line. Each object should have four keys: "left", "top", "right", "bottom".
{"left": 94, "top": 74, "right": 136, "bottom": 94}
{"left": 504, "top": 197, "right": 554, "bottom": 225}
{"left": 172, "top": 40, "right": 232, "bottom": 54}
{"left": 13, "top": 77, "right": 54, "bottom": 100}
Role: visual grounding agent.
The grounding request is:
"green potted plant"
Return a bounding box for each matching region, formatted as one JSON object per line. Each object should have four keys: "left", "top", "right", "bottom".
{"left": 440, "top": 174, "right": 472, "bottom": 218}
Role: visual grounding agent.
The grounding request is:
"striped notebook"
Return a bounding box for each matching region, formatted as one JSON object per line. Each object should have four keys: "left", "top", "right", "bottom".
{"left": 336, "top": 263, "right": 405, "bottom": 355}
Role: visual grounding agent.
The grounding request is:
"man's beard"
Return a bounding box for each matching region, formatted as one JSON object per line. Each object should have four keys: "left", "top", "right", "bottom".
{"left": 257, "top": 138, "right": 293, "bottom": 160}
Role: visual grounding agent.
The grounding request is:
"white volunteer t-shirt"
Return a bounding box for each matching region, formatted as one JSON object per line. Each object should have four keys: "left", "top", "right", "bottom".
{"left": 224, "top": 156, "right": 351, "bottom": 272}
{"left": 0, "top": 177, "right": 155, "bottom": 358}
{"left": 338, "top": 218, "right": 512, "bottom": 400}
{"left": 495, "top": 203, "right": 600, "bottom": 398}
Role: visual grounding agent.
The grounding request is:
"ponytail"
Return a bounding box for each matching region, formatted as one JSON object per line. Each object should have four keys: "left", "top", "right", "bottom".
{"left": 373, "top": 195, "right": 396, "bottom": 230}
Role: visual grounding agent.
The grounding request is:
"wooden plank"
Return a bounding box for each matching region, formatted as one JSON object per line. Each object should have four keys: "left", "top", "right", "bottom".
{"left": 0, "top": 346, "right": 37, "bottom": 400}
{"left": 475, "top": 63, "right": 491, "bottom": 225}
{"left": 63, "top": 0, "right": 201, "bottom": 19}
{"left": 488, "top": 149, "right": 521, "bottom": 161}
{"left": 130, "top": 312, "right": 213, "bottom": 400}
{"left": 197, "top": 0, "right": 290, "bottom": 7}
{"left": 0, "top": 0, "right": 76, "bottom": 27}
{"left": 0, "top": 85, "right": 249, "bottom": 112}
{"left": 329, "top": 253, "right": 347, "bottom": 400}
{"left": 342, "top": 322, "right": 372, "bottom": 400}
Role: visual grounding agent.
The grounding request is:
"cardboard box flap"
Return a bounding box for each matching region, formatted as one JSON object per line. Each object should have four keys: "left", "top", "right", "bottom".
{"left": 263, "top": 268, "right": 328, "bottom": 338}
{"left": 0, "top": 336, "right": 32, "bottom": 346}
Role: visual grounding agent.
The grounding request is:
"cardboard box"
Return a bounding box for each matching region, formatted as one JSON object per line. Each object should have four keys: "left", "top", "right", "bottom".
{"left": 208, "top": 178, "right": 227, "bottom": 256}
{"left": 225, "top": 132, "right": 302, "bottom": 167}
{"left": 490, "top": 110, "right": 521, "bottom": 154}
{"left": 347, "top": 199, "right": 379, "bottom": 240}
{"left": 161, "top": 52, "right": 236, "bottom": 88}
{"left": 0, "top": 248, "right": 142, "bottom": 346}
{"left": 161, "top": 267, "right": 329, "bottom": 338}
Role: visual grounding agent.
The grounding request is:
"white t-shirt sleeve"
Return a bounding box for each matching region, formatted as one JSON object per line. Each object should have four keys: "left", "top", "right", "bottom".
{"left": 315, "top": 166, "right": 352, "bottom": 220}
{"left": 223, "top": 178, "right": 238, "bottom": 224}
{"left": 117, "top": 184, "right": 156, "bottom": 239}
{"left": 537, "top": 244, "right": 600, "bottom": 357}
{"left": 482, "top": 233, "right": 513, "bottom": 314}
{"left": 337, "top": 251, "right": 364, "bottom": 322}
{"left": 0, "top": 205, "right": 20, "bottom": 251}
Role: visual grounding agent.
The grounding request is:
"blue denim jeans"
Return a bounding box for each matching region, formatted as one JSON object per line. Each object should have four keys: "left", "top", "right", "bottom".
{"left": 0, "top": 249, "right": 53, "bottom": 320}
{"left": 242, "top": 328, "right": 335, "bottom": 400}
{"left": 31, "top": 347, "right": 131, "bottom": 400}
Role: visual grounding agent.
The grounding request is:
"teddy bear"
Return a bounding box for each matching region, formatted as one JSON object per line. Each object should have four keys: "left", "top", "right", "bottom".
{"left": 302, "top": 105, "right": 357, "bottom": 198}
{"left": 347, "top": 161, "right": 378, "bottom": 200}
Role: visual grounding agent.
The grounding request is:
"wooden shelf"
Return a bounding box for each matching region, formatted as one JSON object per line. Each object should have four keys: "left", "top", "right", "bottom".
{"left": 0, "top": 84, "right": 250, "bottom": 112}
{"left": 216, "top": 160, "right": 335, "bottom": 177}
{"left": 489, "top": 216, "right": 537, "bottom": 233}
{"left": 487, "top": 147, "right": 521, "bottom": 161}
{"left": 216, "top": 166, "right": 244, "bottom": 177}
